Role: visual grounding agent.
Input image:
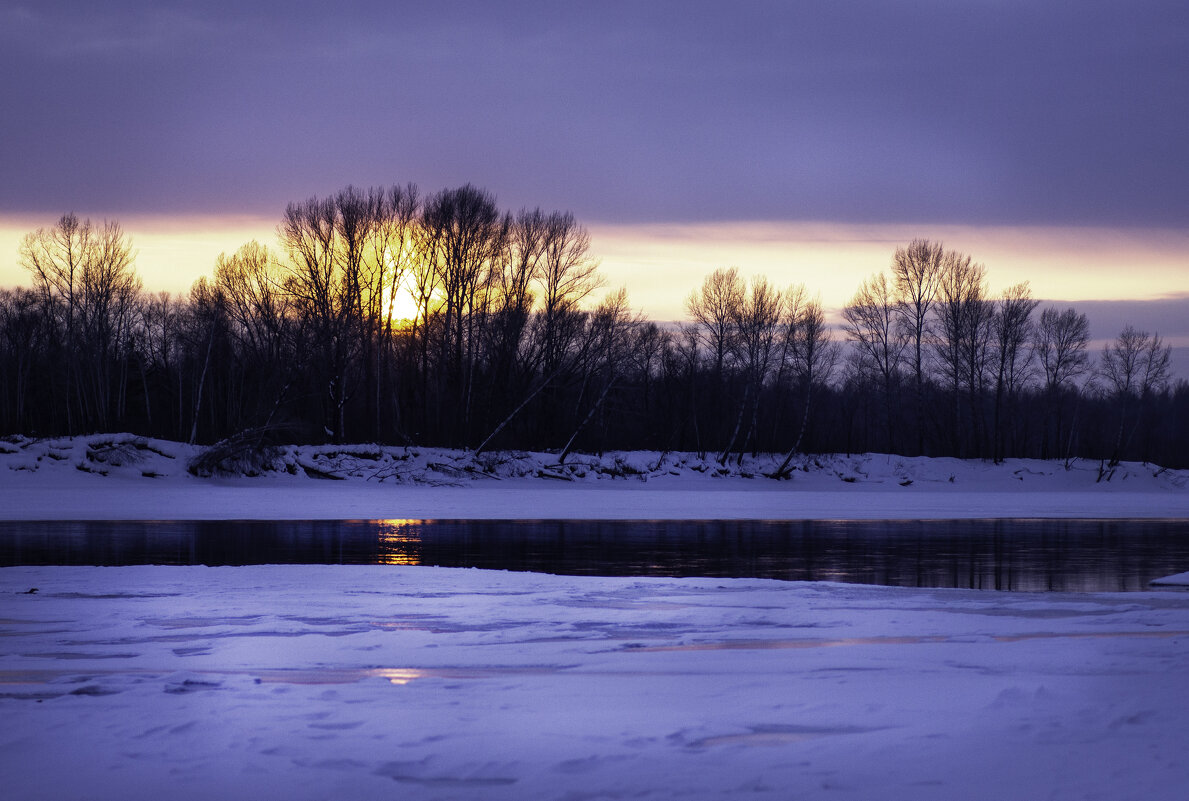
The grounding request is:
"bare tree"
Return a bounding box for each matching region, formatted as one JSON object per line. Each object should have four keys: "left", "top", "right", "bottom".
{"left": 629, "top": 320, "right": 668, "bottom": 442}
{"left": 1098, "top": 326, "right": 1172, "bottom": 464}
{"left": 891, "top": 239, "right": 944, "bottom": 454}
{"left": 768, "top": 283, "right": 807, "bottom": 443}
{"left": 277, "top": 194, "right": 357, "bottom": 441}
{"left": 686, "top": 267, "right": 744, "bottom": 382}
{"left": 496, "top": 209, "right": 545, "bottom": 327}
{"left": 213, "top": 241, "right": 293, "bottom": 430}
{"left": 335, "top": 186, "right": 380, "bottom": 435}
{"left": 533, "top": 211, "right": 602, "bottom": 376}
{"left": 334, "top": 185, "right": 374, "bottom": 321}
{"left": 370, "top": 183, "right": 421, "bottom": 327}
{"left": 990, "top": 282, "right": 1039, "bottom": 461}
{"left": 1033, "top": 306, "right": 1090, "bottom": 459}
{"left": 735, "top": 276, "right": 785, "bottom": 384}
{"left": 1099, "top": 326, "right": 1172, "bottom": 399}
{"left": 488, "top": 208, "right": 549, "bottom": 405}
{"left": 933, "top": 251, "right": 990, "bottom": 456}
{"left": 686, "top": 267, "right": 745, "bottom": 451}
{"left": 420, "top": 185, "right": 510, "bottom": 444}
{"left": 842, "top": 272, "right": 906, "bottom": 451}
{"left": 184, "top": 277, "right": 227, "bottom": 443}
{"left": 368, "top": 184, "right": 420, "bottom": 440}
{"left": 19, "top": 214, "right": 140, "bottom": 432}
{"left": 408, "top": 198, "right": 444, "bottom": 420}
{"left": 774, "top": 295, "right": 838, "bottom": 476}
{"left": 559, "top": 287, "right": 640, "bottom": 461}
{"left": 214, "top": 242, "right": 289, "bottom": 364}
{"left": 133, "top": 291, "right": 184, "bottom": 435}
{"left": 719, "top": 276, "right": 783, "bottom": 462}
{"left": 674, "top": 323, "right": 704, "bottom": 455}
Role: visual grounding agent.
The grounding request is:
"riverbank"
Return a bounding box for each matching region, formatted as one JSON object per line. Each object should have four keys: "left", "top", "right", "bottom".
{"left": 1, "top": 434, "right": 1187, "bottom": 520}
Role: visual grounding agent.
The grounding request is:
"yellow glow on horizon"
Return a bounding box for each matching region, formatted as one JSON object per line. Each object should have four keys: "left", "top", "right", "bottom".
{"left": 0, "top": 212, "right": 277, "bottom": 296}
{"left": 587, "top": 221, "right": 1189, "bottom": 320}
{"left": 2, "top": 214, "right": 1185, "bottom": 327}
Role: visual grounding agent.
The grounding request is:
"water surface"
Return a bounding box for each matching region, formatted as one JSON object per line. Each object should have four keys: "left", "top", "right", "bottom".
{"left": 2, "top": 518, "right": 1186, "bottom": 592}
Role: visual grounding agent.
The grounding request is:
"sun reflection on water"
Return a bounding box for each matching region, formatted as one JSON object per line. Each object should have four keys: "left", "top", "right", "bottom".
{"left": 365, "top": 668, "right": 426, "bottom": 685}
{"left": 375, "top": 519, "right": 423, "bottom": 565}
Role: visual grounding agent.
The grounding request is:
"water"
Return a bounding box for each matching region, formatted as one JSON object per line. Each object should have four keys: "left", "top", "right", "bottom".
{"left": 1, "top": 518, "right": 1186, "bottom": 592}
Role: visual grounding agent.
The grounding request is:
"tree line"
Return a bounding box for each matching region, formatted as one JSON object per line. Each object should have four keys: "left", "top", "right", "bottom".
{"left": 1, "top": 186, "right": 1186, "bottom": 469}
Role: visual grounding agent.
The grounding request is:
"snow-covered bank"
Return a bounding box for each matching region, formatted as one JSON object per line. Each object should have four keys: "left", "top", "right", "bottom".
{"left": 2, "top": 565, "right": 1187, "bottom": 800}
{"left": 2, "top": 434, "right": 1188, "bottom": 520}
{"left": 1152, "top": 570, "right": 1189, "bottom": 587}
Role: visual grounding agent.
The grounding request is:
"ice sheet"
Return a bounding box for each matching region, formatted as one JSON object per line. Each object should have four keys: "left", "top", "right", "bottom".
{"left": 2, "top": 565, "right": 1188, "bottom": 800}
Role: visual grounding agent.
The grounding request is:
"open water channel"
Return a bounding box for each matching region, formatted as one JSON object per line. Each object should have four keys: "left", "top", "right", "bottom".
{"left": 2, "top": 518, "right": 1187, "bottom": 592}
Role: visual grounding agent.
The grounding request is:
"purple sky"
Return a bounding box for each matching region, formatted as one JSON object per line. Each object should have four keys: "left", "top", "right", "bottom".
{"left": 3, "top": 0, "right": 1187, "bottom": 377}
{"left": 3, "top": 0, "right": 1188, "bottom": 225}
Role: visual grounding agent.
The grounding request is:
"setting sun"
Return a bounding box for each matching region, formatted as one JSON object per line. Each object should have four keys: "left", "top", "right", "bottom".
{"left": 383, "top": 282, "right": 420, "bottom": 324}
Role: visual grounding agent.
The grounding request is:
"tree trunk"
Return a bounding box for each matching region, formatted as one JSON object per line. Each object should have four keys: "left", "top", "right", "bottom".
{"left": 189, "top": 326, "right": 215, "bottom": 445}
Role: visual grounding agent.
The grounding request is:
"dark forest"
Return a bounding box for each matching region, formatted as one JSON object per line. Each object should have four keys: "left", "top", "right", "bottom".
{"left": 2, "top": 184, "right": 1186, "bottom": 469}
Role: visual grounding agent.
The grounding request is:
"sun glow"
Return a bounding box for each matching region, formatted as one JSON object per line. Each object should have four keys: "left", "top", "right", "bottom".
{"left": 382, "top": 282, "right": 421, "bottom": 326}
{"left": 5, "top": 215, "right": 1187, "bottom": 339}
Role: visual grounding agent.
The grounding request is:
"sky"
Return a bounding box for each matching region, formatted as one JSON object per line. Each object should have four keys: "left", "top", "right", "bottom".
{"left": 1, "top": 1, "right": 1186, "bottom": 360}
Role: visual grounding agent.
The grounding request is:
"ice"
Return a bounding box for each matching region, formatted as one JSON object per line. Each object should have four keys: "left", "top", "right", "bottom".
{"left": 2, "top": 566, "right": 1189, "bottom": 800}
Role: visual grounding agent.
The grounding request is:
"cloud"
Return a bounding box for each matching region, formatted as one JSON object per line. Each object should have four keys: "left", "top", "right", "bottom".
{"left": 1056, "top": 294, "right": 1189, "bottom": 342}
{"left": 1, "top": 2, "right": 1187, "bottom": 227}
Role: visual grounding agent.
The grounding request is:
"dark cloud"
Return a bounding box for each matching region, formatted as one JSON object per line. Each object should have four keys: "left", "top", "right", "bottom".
{"left": 1055, "top": 294, "right": 1189, "bottom": 341}
{"left": 3, "top": 1, "right": 1187, "bottom": 224}
{"left": 1040, "top": 294, "right": 1189, "bottom": 380}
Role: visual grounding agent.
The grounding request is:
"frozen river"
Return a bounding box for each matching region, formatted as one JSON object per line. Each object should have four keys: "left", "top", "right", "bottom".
{"left": 3, "top": 564, "right": 1188, "bottom": 801}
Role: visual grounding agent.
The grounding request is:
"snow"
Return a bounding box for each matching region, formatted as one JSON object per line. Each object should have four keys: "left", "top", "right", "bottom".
{"left": 1151, "top": 571, "right": 1189, "bottom": 587}
{"left": 2, "top": 434, "right": 1188, "bottom": 520}
{"left": 0, "top": 566, "right": 1186, "bottom": 800}
{"left": 3, "top": 436, "right": 1188, "bottom": 798}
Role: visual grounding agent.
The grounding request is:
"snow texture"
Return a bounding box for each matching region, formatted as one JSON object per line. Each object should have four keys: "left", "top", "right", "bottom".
{"left": 2, "top": 434, "right": 1188, "bottom": 520}
{"left": 2, "top": 566, "right": 1189, "bottom": 801}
